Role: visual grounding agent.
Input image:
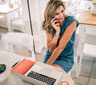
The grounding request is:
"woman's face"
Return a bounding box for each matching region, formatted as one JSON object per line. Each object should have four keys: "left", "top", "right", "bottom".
{"left": 54, "top": 5, "right": 65, "bottom": 25}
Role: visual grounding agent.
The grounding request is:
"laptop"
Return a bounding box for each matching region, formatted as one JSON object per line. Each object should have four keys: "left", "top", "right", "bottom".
{"left": 11, "top": 59, "right": 64, "bottom": 85}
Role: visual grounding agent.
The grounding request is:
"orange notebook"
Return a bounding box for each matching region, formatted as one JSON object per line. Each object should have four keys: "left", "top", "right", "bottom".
{"left": 11, "top": 59, "right": 35, "bottom": 75}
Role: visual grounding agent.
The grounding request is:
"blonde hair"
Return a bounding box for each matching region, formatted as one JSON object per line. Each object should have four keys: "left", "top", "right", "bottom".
{"left": 42, "top": 0, "right": 65, "bottom": 33}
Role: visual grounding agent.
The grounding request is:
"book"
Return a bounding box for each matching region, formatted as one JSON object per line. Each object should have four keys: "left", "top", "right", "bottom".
{"left": 11, "top": 59, "right": 35, "bottom": 75}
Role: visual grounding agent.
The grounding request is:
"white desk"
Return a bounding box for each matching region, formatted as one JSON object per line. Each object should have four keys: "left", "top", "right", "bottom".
{"left": 0, "top": 51, "right": 32, "bottom": 85}
{"left": 0, "top": 4, "right": 20, "bottom": 32}
{"left": 0, "top": 51, "right": 74, "bottom": 85}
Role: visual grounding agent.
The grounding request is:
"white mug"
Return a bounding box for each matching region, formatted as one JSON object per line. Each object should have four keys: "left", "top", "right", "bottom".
{"left": 59, "top": 80, "right": 69, "bottom": 85}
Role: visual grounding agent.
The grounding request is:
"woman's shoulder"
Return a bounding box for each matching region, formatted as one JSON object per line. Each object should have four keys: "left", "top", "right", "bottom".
{"left": 67, "top": 16, "right": 76, "bottom": 21}
{"left": 66, "top": 16, "right": 79, "bottom": 27}
{"left": 63, "top": 16, "right": 75, "bottom": 26}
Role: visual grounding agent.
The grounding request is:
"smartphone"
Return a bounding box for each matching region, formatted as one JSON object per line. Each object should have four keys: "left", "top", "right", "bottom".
{"left": 53, "top": 18, "right": 59, "bottom": 24}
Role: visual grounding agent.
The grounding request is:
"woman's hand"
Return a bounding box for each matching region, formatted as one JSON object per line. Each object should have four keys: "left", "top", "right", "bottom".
{"left": 51, "top": 18, "right": 60, "bottom": 32}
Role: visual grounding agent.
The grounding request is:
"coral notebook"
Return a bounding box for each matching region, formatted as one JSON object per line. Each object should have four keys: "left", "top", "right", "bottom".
{"left": 11, "top": 59, "right": 35, "bottom": 75}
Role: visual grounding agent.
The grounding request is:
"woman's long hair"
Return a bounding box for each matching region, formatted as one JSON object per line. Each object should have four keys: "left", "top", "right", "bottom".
{"left": 42, "top": 0, "right": 65, "bottom": 34}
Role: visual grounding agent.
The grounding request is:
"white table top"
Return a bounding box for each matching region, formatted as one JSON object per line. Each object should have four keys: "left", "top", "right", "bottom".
{"left": 0, "top": 4, "right": 19, "bottom": 14}
{"left": 0, "top": 51, "right": 74, "bottom": 85}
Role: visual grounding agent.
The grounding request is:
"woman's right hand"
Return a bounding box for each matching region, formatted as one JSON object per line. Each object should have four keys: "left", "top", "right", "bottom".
{"left": 51, "top": 18, "right": 60, "bottom": 32}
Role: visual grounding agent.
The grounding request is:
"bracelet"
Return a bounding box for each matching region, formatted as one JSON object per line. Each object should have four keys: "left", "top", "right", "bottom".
{"left": 55, "top": 33, "right": 59, "bottom": 38}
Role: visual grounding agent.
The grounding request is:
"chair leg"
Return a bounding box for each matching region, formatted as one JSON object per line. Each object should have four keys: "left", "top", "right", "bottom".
{"left": 75, "top": 54, "right": 79, "bottom": 78}
{"left": 78, "top": 40, "right": 84, "bottom": 75}
{"left": 78, "top": 54, "right": 83, "bottom": 74}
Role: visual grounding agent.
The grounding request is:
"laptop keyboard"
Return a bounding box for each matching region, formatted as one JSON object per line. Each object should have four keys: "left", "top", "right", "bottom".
{"left": 27, "top": 71, "right": 56, "bottom": 85}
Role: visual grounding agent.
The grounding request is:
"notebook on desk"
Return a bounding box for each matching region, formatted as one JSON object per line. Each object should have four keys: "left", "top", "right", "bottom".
{"left": 11, "top": 59, "right": 64, "bottom": 85}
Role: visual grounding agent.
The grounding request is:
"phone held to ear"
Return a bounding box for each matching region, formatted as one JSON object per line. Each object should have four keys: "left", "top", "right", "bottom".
{"left": 53, "top": 18, "right": 60, "bottom": 24}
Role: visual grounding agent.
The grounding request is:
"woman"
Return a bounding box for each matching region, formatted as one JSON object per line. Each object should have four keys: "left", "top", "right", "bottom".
{"left": 42, "top": 0, "right": 79, "bottom": 73}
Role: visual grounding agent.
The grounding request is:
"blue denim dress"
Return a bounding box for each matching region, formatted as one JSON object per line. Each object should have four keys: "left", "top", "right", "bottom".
{"left": 44, "top": 16, "right": 79, "bottom": 73}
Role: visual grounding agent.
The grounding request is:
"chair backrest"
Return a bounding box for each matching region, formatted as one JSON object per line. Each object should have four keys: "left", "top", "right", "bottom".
{"left": 71, "top": 26, "right": 81, "bottom": 77}
{"left": 84, "top": 27, "right": 96, "bottom": 44}
{"left": 83, "top": 27, "right": 96, "bottom": 56}
{"left": 6, "top": 32, "right": 35, "bottom": 61}
{"left": 72, "top": 26, "right": 96, "bottom": 77}
{"left": 11, "top": 7, "right": 24, "bottom": 32}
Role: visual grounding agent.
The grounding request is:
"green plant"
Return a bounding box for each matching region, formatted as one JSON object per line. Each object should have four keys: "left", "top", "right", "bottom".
{"left": 0, "top": 64, "right": 6, "bottom": 74}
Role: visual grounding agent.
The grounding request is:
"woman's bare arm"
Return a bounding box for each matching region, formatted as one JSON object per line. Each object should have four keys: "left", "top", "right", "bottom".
{"left": 46, "top": 21, "right": 76, "bottom": 64}
{"left": 46, "top": 30, "right": 60, "bottom": 52}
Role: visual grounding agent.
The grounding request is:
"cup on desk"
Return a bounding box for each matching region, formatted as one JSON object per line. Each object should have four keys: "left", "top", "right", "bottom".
{"left": 59, "top": 80, "right": 69, "bottom": 85}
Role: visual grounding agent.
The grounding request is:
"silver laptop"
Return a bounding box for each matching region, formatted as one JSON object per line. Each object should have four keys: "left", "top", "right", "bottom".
{"left": 14, "top": 62, "right": 64, "bottom": 85}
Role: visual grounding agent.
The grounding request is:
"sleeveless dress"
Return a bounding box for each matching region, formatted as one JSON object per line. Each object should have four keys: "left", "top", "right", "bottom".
{"left": 44, "top": 16, "right": 79, "bottom": 73}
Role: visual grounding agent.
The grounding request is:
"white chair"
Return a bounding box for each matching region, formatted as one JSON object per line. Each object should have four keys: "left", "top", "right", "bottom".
{"left": 74, "top": 33, "right": 80, "bottom": 78}
{"left": 11, "top": 7, "right": 25, "bottom": 32}
{"left": 69, "top": 28, "right": 80, "bottom": 78}
{"left": 67, "top": 27, "right": 80, "bottom": 77}
{"left": 0, "top": 32, "right": 35, "bottom": 83}
{"left": 78, "top": 27, "right": 96, "bottom": 76}
{"left": 2, "top": 32, "right": 35, "bottom": 61}
{"left": 0, "top": 15, "right": 5, "bottom": 27}
{"left": 11, "top": 18, "right": 24, "bottom": 32}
